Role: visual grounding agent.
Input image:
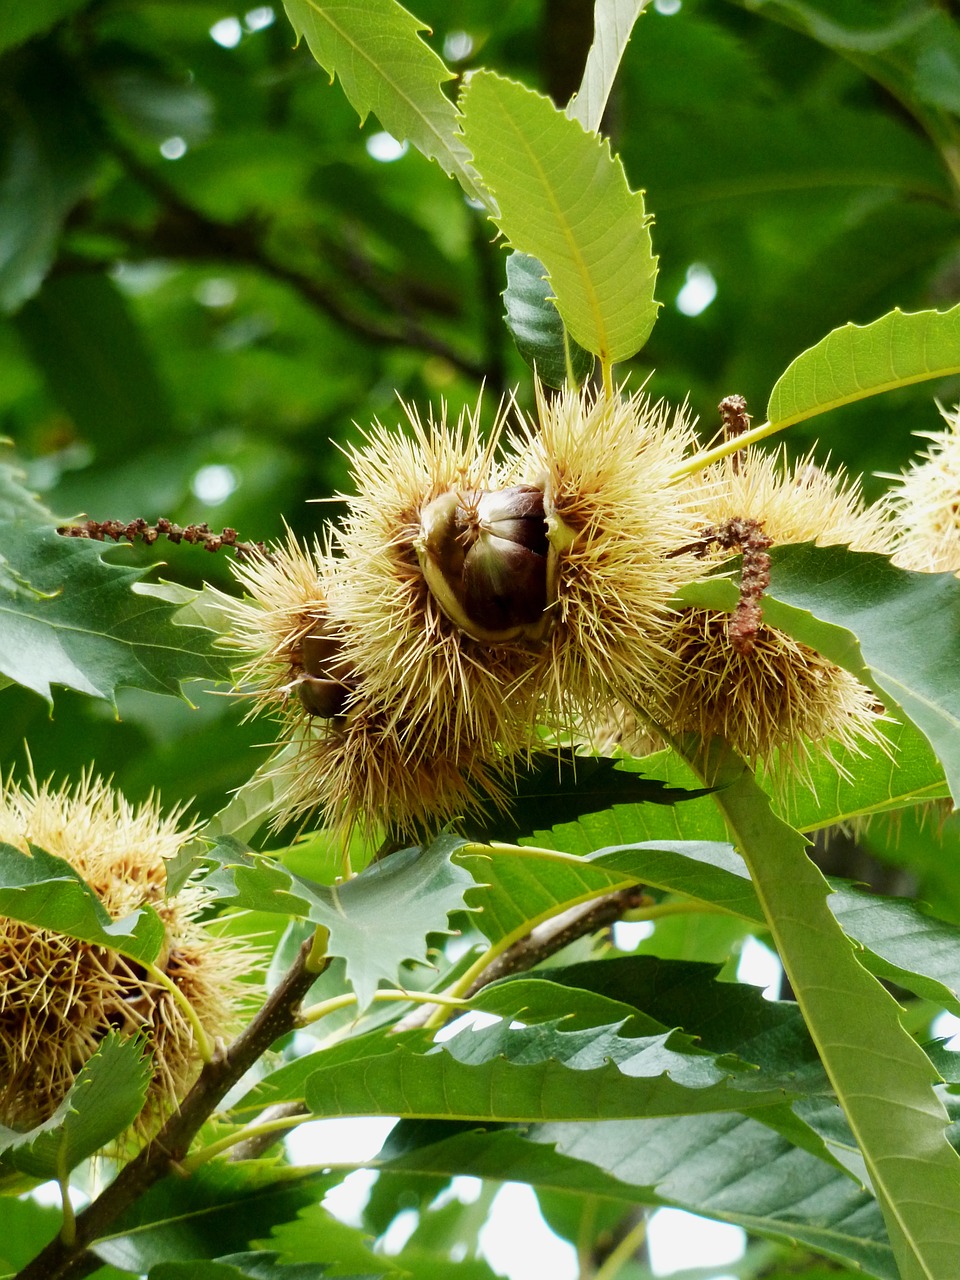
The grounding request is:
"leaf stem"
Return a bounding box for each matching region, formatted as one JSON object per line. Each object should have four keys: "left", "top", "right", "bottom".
{"left": 181, "top": 1112, "right": 317, "bottom": 1172}
{"left": 669, "top": 418, "right": 783, "bottom": 477}
{"left": 142, "top": 960, "right": 215, "bottom": 1065}
{"left": 305, "top": 924, "right": 330, "bottom": 974}
{"left": 300, "top": 986, "right": 468, "bottom": 1027}
{"left": 57, "top": 1174, "right": 76, "bottom": 1248}
{"left": 593, "top": 1216, "right": 647, "bottom": 1280}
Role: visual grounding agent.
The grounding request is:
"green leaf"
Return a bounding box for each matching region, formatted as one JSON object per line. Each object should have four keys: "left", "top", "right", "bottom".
{"left": 234, "top": 974, "right": 774, "bottom": 1119}
{"left": 713, "top": 761, "right": 960, "bottom": 1280}
{"left": 575, "top": 717, "right": 949, "bottom": 851}
{"left": 166, "top": 745, "right": 302, "bottom": 895}
{"left": 0, "top": 47, "right": 102, "bottom": 312}
{"left": 206, "top": 834, "right": 476, "bottom": 1010}
{"left": 471, "top": 833, "right": 960, "bottom": 1029}
{"left": 0, "top": 457, "right": 228, "bottom": 704}
{"left": 149, "top": 1256, "right": 376, "bottom": 1280}
{"left": 460, "top": 70, "right": 658, "bottom": 364}
{"left": 766, "top": 304, "right": 960, "bottom": 432}
{"left": 267, "top": 1201, "right": 401, "bottom": 1275}
{"left": 472, "top": 746, "right": 713, "bottom": 845}
{"left": 280, "top": 0, "right": 480, "bottom": 199}
{"left": 0, "top": 1198, "right": 60, "bottom": 1276}
{"left": 736, "top": 1, "right": 960, "bottom": 135}
{"left": 682, "top": 543, "right": 960, "bottom": 806}
{"left": 502, "top": 251, "right": 595, "bottom": 389}
{"left": 0, "top": 841, "right": 165, "bottom": 963}
{"left": 0, "top": 0, "right": 88, "bottom": 55}
{"left": 95, "top": 1165, "right": 334, "bottom": 1273}
{"left": 567, "top": 1, "right": 650, "bottom": 133}
{"left": 14, "top": 272, "right": 174, "bottom": 458}
{"left": 0, "top": 1034, "right": 151, "bottom": 1178}
{"left": 244, "top": 990, "right": 793, "bottom": 1127}
{"left": 826, "top": 883, "right": 960, "bottom": 1016}
{"left": 379, "top": 1121, "right": 895, "bottom": 1277}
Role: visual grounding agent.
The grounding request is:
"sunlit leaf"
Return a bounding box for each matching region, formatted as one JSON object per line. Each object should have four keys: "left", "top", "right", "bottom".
{"left": 766, "top": 303, "right": 960, "bottom": 432}
{"left": 461, "top": 71, "right": 658, "bottom": 363}
{"left": 281, "top": 0, "right": 481, "bottom": 199}
{"left": 567, "top": 0, "right": 651, "bottom": 133}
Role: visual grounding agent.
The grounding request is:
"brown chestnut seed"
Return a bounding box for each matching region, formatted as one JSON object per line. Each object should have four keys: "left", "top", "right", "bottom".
{"left": 416, "top": 484, "right": 550, "bottom": 642}
{"left": 299, "top": 632, "right": 342, "bottom": 677}
{"left": 298, "top": 676, "right": 352, "bottom": 719}
{"left": 456, "top": 487, "right": 549, "bottom": 557}
{"left": 463, "top": 537, "right": 548, "bottom": 630}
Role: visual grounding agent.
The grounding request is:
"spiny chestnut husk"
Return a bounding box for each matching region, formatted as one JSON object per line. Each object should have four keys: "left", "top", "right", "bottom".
{"left": 649, "top": 448, "right": 894, "bottom": 776}
{"left": 508, "top": 383, "right": 706, "bottom": 734}
{"left": 329, "top": 398, "right": 548, "bottom": 773}
{"left": 221, "top": 528, "right": 358, "bottom": 723}
{"left": 223, "top": 524, "right": 514, "bottom": 839}
{"left": 0, "top": 775, "right": 254, "bottom": 1135}
{"left": 889, "top": 404, "right": 960, "bottom": 573}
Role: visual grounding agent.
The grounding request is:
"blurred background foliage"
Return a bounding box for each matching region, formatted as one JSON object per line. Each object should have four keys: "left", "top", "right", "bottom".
{"left": 2, "top": 0, "right": 960, "bottom": 853}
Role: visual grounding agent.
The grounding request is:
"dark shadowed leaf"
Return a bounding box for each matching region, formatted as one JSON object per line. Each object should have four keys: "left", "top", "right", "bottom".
{"left": 471, "top": 746, "right": 714, "bottom": 844}
{"left": 15, "top": 272, "right": 174, "bottom": 457}
{"left": 0, "top": 0, "right": 88, "bottom": 55}
{"left": 0, "top": 47, "right": 102, "bottom": 311}
{"left": 503, "top": 251, "right": 595, "bottom": 389}
{"left": 94, "top": 1165, "right": 334, "bottom": 1272}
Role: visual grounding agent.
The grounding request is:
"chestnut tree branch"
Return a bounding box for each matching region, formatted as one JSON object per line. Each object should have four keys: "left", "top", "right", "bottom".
{"left": 16, "top": 938, "right": 325, "bottom": 1280}
{"left": 87, "top": 133, "right": 486, "bottom": 381}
